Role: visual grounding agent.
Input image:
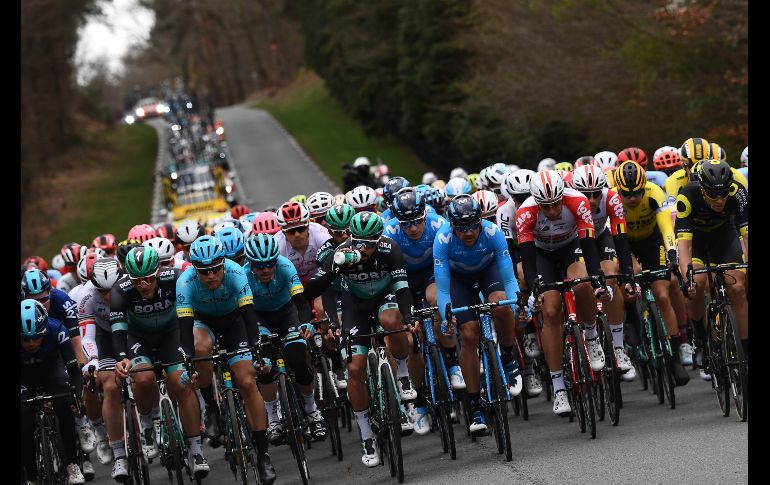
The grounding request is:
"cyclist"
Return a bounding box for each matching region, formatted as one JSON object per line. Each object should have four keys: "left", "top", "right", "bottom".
{"left": 676, "top": 160, "right": 748, "bottom": 377}
{"left": 445, "top": 177, "right": 473, "bottom": 198}
{"left": 738, "top": 146, "right": 748, "bottom": 181}
{"left": 176, "top": 235, "right": 276, "bottom": 484}
{"left": 92, "top": 234, "right": 118, "bottom": 257}
{"left": 614, "top": 161, "right": 691, "bottom": 384}
{"left": 385, "top": 188, "right": 464, "bottom": 435}
{"left": 128, "top": 224, "right": 157, "bottom": 243}
{"left": 515, "top": 171, "right": 612, "bottom": 416}
{"left": 434, "top": 194, "right": 523, "bottom": 434}
{"left": 111, "top": 246, "right": 210, "bottom": 477}
{"left": 307, "top": 191, "right": 336, "bottom": 227}
{"left": 537, "top": 158, "right": 557, "bottom": 172}
{"left": 380, "top": 176, "right": 411, "bottom": 223}
{"left": 594, "top": 151, "right": 618, "bottom": 174}
{"left": 58, "top": 242, "right": 87, "bottom": 293}
{"left": 483, "top": 165, "right": 510, "bottom": 203}
{"left": 21, "top": 299, "right": 85, "bottom": 485}
{"left": 304, "top": 211, "right": 417, "bottom": 468}
{"left": 242, "top": 234, "right": 328, "bottom": 444}
{"left": 252, "top": 212, "right": 281, "bottom": 235}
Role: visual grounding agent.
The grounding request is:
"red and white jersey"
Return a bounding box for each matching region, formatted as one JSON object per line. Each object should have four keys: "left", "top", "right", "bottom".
{"left": 58, "top": 272, "right": 79, "bottom": 294}
{"left": 74, "top": 281, "right": 104, "bottom": 360}
{"left": 274, "top": 222, "right": 331, "bottom": 284}
{"left": 590, "top": 187, "right": 628, "bottom": 236}
{"left": 496, "top": 201, "right": 518, "bottom": 240}
{"left": 515, "top": 188, "right": 596, "bottom": 251}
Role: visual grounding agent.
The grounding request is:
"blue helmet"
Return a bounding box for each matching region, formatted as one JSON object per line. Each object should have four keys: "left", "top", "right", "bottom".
{"left": 189, "top": 235, "right": 226, "bottom": 266}
{"left": 21, "top": 299, "right": 47, "bottom": 338}
{"left": 214, "top": 226, "right": 245, "bottom": 259}
{"left": 447, "top": 194, "right": 481, "bottom": 226}
{"left": 241, "top": 212, "right": 258, "bottom": 224}
{"left": 383, "top": 177, "right": 411, "bottom": 204}
{"left": 424, "top": 187, "right": 445, "bottom": 209}
{"left": 21, "top": 269, "right": 51, "bottom": 296}
{"left": 391, "top": 187, "right": 425, "bottom": 222}
{"left": 245, "top": 233, "right": 280, "bottom": 264}
{"left": 445, "top": 177, "right": 472, "bottom": 197}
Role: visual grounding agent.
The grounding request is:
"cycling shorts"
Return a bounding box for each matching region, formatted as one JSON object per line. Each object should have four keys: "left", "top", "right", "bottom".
{"left": 449, "top": 263, "right": 505, "bottom": 325}
{"left": 193, "top": 310, "right": 252, "bottom": 366}
{"left": 629, "top": 229, "right": 669, "bottom": 282}
{"left": 595, "top": 230, "right": 617, "bottom": 262}
{"left": 341, "top": 291, "right": 398, "bottom": 358}
{"left": 691, "top": 226, "right": 745, "bottom": 268}
{"left": 127, "top": 326, "right": 186, "bottom": 373}
{"left": 255, "top": 301, "right": 300, "bottom": 340}
{"left": 407, "top": 266, "right": 435, "bottom": 303}
{"left": 95, "top": 325, "right": 116, "bottom": 370}
{"left": 535, "top": 237, "right": 583, "bottom": 286}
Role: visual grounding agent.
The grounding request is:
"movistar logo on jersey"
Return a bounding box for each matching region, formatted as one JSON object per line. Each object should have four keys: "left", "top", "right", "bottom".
{"left": 430, "top": 219, "right": 442, "bottom": 231}
{"left": 437, "top": 232, "right": 452, "bottom": 245}
{"left": 484, "top": 225, "right": 498, "bottom": 238}
{"left": 133, "top": 299, "right": 174, "bottom": 314}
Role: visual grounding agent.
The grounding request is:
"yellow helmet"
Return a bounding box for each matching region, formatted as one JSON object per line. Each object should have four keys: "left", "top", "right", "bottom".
{"left": 432, "top": 180, "right": 446, "bottom": 191}
{"left": 707, "top": 142, "right": 726, "bottom": 162}
{"left": 554, "top": 161, "right": 574, "bottom": 172}
{"left": 614, "top": 161, "right": 647, "bottom": 193}
{"left": 466, "top": 173, "right": 480, "bottom": 193}
{"left": 679, "top": 137, "right": 710, "bottom": 169}
{"left": 289, "top": 194, "right": 307, "bottom": 204}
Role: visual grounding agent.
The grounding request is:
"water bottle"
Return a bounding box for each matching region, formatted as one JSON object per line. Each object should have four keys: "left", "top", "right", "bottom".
{"left": 334, "top": 249, "right": 362, "bottom": 265}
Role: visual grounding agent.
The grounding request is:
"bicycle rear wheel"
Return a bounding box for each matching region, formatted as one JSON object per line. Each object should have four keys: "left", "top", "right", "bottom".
{"left": 429, "top": 345, "right": 456, "bottom": 459}
{"left": 707, "top": 310, "right": 731, "bottom": 417}
{"left": 279, "top": 374, "right": 310, "bottom": 485}
{"left": 649, "top": 301, "right": 676, "bottom": 409}
{"left": 722, "top": 305, "right": 747, "bottom": 421}
{"left": 161, "top": 400, "right": 185, "bottom": 485}
{"left": 564, "top": 330, "right": 583, "bottom": 429}
{"left": 381, "top": 362, "right": 405, "bottom": 483}
{"left": 486, "top": 341, "right": 512, "bottom": 462}
{"left": 223, "top": 392, "right": 249, "bottom": 485}
{"left": 319, "top": 356, "right": 343, "bottom": 460}
{"left": 574, "top": 325, "right": 597, "bottom": 439}
{"left": 598, "top": 315, "right": 620, "bottom": 425}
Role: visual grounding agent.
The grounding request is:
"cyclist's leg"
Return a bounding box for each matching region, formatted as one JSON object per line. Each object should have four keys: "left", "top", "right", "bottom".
{"left": 192, "top": 321, "right": 217, "bottom": 426}
{"left": 126, "top": 333, "right": 159, "bottom": 416}
{"left": 712, "top": 232, "right": 748, "bottom": 351}
{"left": 21, "top": 369, "right": 44, "bottom": 480}
{"left": 47, "top": 360, "right": 80, "bottom": 467}
{"left": 448, "top": 272, "right": 481, "bottom": 395}
{"left": 687, "top": 236, "right": 711, "bottom": 369}
{"left": 95, "top": 327, "right": 124, "bottom": 462}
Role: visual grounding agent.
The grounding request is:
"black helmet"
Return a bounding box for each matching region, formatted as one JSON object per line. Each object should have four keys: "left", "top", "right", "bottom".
{"left": 447, "top": 194, "right": 481, "bottom": 226}
{"left": 116, "top": 239, "right": 142, "bottom": 267}
{"left": 383, "top": 177, "right": 411, "bottom": 204}
{"left": 391, "top": 188, "right": 426, "bottom": 222}
{"left": 698, "top": 159, "right": 733, "bottom": 194}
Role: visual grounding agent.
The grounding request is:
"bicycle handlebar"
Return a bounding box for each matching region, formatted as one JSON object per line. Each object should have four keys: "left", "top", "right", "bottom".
{"left": 22, "top": 390, "right": 74, "bottom": 405}
{"left": 450, "top": 298, "right": 517, "bottom": 314}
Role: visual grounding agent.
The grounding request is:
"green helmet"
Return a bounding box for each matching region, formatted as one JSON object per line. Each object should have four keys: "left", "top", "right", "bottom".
{"left": 289, "top": 194, "right": 307, "bottom": 204}
{"left": 325, "top": 203, "right": 356, "bottom": 230}
{"left": 349, "top": 211, "right": 383, "bottom": 239}
{"left": 124, "top": 246, "right": 160, "bottom": 278}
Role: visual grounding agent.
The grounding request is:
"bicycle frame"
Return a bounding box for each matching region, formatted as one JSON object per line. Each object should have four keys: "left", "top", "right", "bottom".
{"left": 414, "top": 303, "right": 455, "bottom": 405}
{"left": 561, "top": 289, "right": 596, "bottom": 387}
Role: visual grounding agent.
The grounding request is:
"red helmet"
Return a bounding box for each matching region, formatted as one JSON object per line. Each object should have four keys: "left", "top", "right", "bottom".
{"left": 574, "top": 156, "right": 597, "bottom": 169}
{"left": 92, "top": 234, "right": 117, "bottom": 255}
{"left": 231, "top": 204, "right": 250, "bottom": 219}
{"left": 77, "top": 252, "right": 101, "bottom": 284}
{"left": 61, "top": 243, "right": 87, "bottom": 267}
{"left": 23, "top": 256, "right": 48, "bottom": 272}
{"left": 253, "top": 212, "right": 281, "bottom": 235}
{"left": 154, "top": 223, "right": 177, "bottom": 241}
{"left": 617, "top": 147, "right": 648, "bottom": 168}
{"left": 653, "top": 150, "right": 682, "bottom": 172}
{"left": 276, "top": 202, "right": 310, "bottom": 228}
{"left": 128, "top": 224, "right": 156, "bottom": 243}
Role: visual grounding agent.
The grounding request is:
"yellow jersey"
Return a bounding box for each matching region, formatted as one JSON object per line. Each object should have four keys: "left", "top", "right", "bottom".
{"left": 620, "top": 182, "right": 676, "bottom": 251}
{"left": 664, "top": 166, "right": 748, "bottom": 205}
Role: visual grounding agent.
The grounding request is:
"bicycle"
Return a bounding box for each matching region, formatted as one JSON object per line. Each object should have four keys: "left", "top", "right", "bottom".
{"left": 591, "top": 274, "right": 623, "bottom": 426}
{"left": 22, "top": 388, "right": 77, "bottom": 485}
{"left": 688, "top": 262, "right": 749, "bottom": 421}
{"left": 446, "top": 295, "right": 519, "bottom": 461}
{"left": 309, "top": 318, "right": 345, "bottom": 461}
{"left": 344, "top": 324, "right": 412, "bottom": 483}
{"left": 113, "top": 365, "right": 151, "bottom": 485}
{"left": 413, "top": 303, "right": 457, "bottom": 460}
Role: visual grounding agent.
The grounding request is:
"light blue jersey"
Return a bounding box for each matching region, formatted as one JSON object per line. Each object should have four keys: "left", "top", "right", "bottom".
{"left": 243, "top": 256, "right": 304, "bottom": 312}
{"left": 645, "top": 170, "right": 668, "bottom": 188}
{"left": 176, "top": 258, "right": 253, "bottom": 318}
{"left": 381, "top": 205, "right": 436, "bottom": 224}
{"left": 384, "top": 212, "right": 447, "bottom": 273}
{"left": 738, "top": 167, "right": 748, "bottom": 182}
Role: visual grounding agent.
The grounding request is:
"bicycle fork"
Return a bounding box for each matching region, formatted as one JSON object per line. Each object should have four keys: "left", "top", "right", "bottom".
{"left": 480, "top": 314, "right": 510, "bottom": 401}
{"left": 422, "top": 316, "right": 455, "bottom": 404}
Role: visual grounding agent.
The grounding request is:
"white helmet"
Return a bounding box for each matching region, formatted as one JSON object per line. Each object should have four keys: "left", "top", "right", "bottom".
{"left": 530, "top": 170, "right": 565, "bottom": 204}
{"left": 52, "top": 254, "right": 65, "bottom": 271}
{"left": 213, "top": 221, "right": 236, "bottom": 233}
{"left": 484, "top": 165, "right": 509, "bottom": 188}
{"left": 276, "top": 201, "right": 311, "bottom": 227}
{"left": 176, "top": 220, "right": 201, "bottom": 244}
{"left": 450, "top": 167, "right": 468, "bottom": 179}
{"left": 240, "top": 220, "right": 253, "bottom": 239}
{"left": 502, "top": 169, "right": 535, "bottom": 199}
{"left": 346, "top": 185, "right": 378, "bottom": 210}
{"left": 571, "top": 164, "right": 607, "bottom": 192}
{"left": 91, "top": 258, "right": 121, "bottom": 291}
{"left": 507, "top": 164, "right": 520, "bottom": 173}
{"left": 537, "top": 158, "right": 557, "bottom": 172}
{"left": 473, "top": 190, "right": 498, "bottom": 217}
{"left": 76, "top": 253, "right": 99, "bottom": 284}
{"left": 652, "top": 146, "right": 677, "bottom": 162}
{"left": 740, "top": 146, "right": 748, "bottom": 167}
{"left": 421, "top": 172, "right": 437, "bottom": 185}
{"left": 143, "top": 237, "right": 176, "bottom": 263}
{"left": 353, "top": 156, "right": 371, "bottom": 168}
{"left": 86, "top": 247, "right": 107, "bottom": 258}
{"left": 445, "top": 177, "right": 473, "bottom": 197}
{"left": 477, "top": 167, "right": 489, "bottom": 189}
{"left": 593, "top": 151, "right": 618, "bottom": 171}
{"left": 491, "top": 162, "right": 509, "bottom": 173}
{"left": 307, "top": 191, "right": 335, "bottom": 217}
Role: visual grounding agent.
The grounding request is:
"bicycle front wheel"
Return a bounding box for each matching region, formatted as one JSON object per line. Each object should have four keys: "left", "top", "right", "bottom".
{"left": 722, "top": 304, "right": 748, "bottom": 421}
{"left": 278, "top": 374, "right": 310, "bottom": 485}
{"left": 381, "top": 362, "right": 405, "bottom": 483}
{"left": 161, "top": 399, "right": 185, "bottom": 485}
{"left": 649, "top": 301, "right": 676, "bottom": 409}
{"left": 598, "top": 315, "right": 620, "bottom": 425}
{"left": 124, "top": 400, "right": 150, "bottom": 485}
{"left": 707, "top": 309, "right": 731, "bottom": 417}
{"left": 486, "top": 341, "right": 512, "bottom": 462}
{"left": 429, "top": 345, "right": 456, "bottom": 459}
{"left": 319, "top": 355, "right": 343, "bottom": 460}
{"left": 36, "top": 420, "right": 56, "bottom": 485}
{"left": 573, "top": 325, "right": 597, "bottom": 439}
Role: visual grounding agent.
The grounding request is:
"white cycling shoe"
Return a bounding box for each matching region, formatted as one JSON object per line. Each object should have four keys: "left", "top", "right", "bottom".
{"left": 95, "top": 439, "right": 113, "bottom": 465}
{"left": 552, "top": 390, "right": 571, "bottom": 416}
{"left": 110, "top": 457, "right": 128, "bottom": 481}
{"left": 397, "top": 377, "right": 417, "bottom": 401}
{"left": 449, "top": 365, "right": 466, "bottom": 390}
{"left": 361, "top": 438, "right": 380, "bottom": 467}
{"left": 142, "top": 427, "right": 160, "bottom": 460}
{"left": 523, "top": 333, "right": 541, "bottom": 358}
{"left": 66, "top": 464, "right": 85, "bottom": 485}
{"left": 679, "top": 343, "right": 694, "bottom": 366}
{"left": 409, "top": 406, "right": 431, "bottom": 436}
{"left": 614, "top": 347, "right": 636, "bottom": 381}
{"left": 524, "top": 373, "right": 543, "bottom": 397}
{"left": 77, "top": 423, "right": 96, "bottom": 454}
{"left": 585, "top": 336, "right": 606, "bottom": 371}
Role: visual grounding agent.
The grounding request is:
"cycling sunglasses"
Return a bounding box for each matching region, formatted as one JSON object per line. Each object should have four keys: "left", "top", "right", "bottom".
{"left": 619, "top": 189, "right": 644, "bottom": 198}
{"left": 702, "top": 188, "right": 729, "bottom": 201}
{"left": 351, "top": 238, "right": 378, "bottom": 250}
{"left": 251, "top": 260, "right": 277, "bottom": 270}
{"left": 330, "top": 228, "right": 350, "bottom": 237}
{"left": 311, "top": 215, "right": 327, "bottom": 225}
{"left": 582, "top": 190, "right": 603, "bottom": 199}
{"left": 29, "top": 294, "right": 50, "bottom": 304}
{"left": 453, "top": 221, "right": 480, "bottom": 233}
{"left": 283, "top": 224, "right": 309, "bottom": 235}
{"left": 130, "top": 272, "right": 159, "bottom": 288}
{"left": 195, "top": 262, "right": 224, "bottom": 275}
{"left": 399, "top": 216, "right": 426, "bottom": 228}
{"left": 21, "top": 333, "right": 45, "bottom": 342}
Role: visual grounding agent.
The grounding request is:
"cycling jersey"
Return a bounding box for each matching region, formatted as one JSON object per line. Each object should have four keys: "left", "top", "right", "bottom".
{"left": 434, "top": 219, "right": 520, "bottom": 322}
{"left": 274, "top": 222, "right": 331, "bottom": 284}
{"left": 675, "top": 180, "right": 748, "bottom": 239}
{"left": 381, "top": 205, "right": 436, "bottom": 224}
{"left": 645, "top": 170, "right": 668, "bottom": 188}
{"left": 46, "top": 269, "right": 62, "bottom": 282}
{"left": 110, "top": 268, "right": 180, "bottom": 335}
{"left": 738, "top": 166, "right": 748, "bottom": 182}
{"left": 20, "top": 317, "right": 76, "bottom": 368}
{"left": 622, "top": 182, "right": 676, "bottom": 251}
{"left": 49, "top": 287, "right": 79, "bottom": 338}
{"left": 57, "top": 272, "right": 78, "bottom": 294}
{"left": 586, "top": 188, "right": 627, "bottom": 236}
{"left": 77, "top": 281, "right": 110, "bottom": 361}
{"left": 496, "top": 202, "right": 518, "bottom": 241}
{"left": 665, "top": 166, "right": 748, "bottom": 205}
{"left": 515, "top": 188, "right": 595, "bottom": 251}
{"left": 176, "top": 259, "right": 253, "bottom": 319}
{"left": 383, "top": 212, "right": 447, "bottom": 272}
{"left": 243, "top": 255, "right": 304, "bottom": 312}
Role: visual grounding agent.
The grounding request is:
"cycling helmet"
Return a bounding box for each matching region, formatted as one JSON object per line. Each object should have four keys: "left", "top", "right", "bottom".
{"left": 473, "top": 190, "right": 498, "bottom": 218}
{"left": 325, "top": 203, "right": 356, "bottom": 230}
{"left": 230, "top": 204, "right": 250, "bottom": 220}
{"left": 116, "top": 239, "right": 142, "bottom": 267}
{"left": 679, "top": 137, "right": 710, "bottom": 168}
{"left": 507, "top": 164, "right": 520, "bottom": 173}
{"left": 51, "top": 254, "right": 65, "bottom": 271}
{"left": 530, "top": 170, "right": 565, "bottom": 204}
{"left": 574, "top": 156, "right": 596, "bottom": 169}
{"left": 740, "top": 146, "right": 748, "bottom": 167}
{"left": 572, "top": 164, "right": 607, "bottom": 192}
{"left": 77, "top": 252, "right": 100, "bottom": 283}
{"left": 554, "top": 162, "right": 573, "bottom": 172}
{"left": 189, "top": 235, "right": 226, "bottom": 266}
{"left": 537, "top": 158, "right": 557, "bottom": 172}
{"left": 425, "top": 186, "right": 445, "bottom": 209}
{"left": 653, "top": 150, "right": 682, "bottom": 172}
{"left": 91, "top": 258, "right": 121, "bottom": 291}
{"left": 376, "top": 196, "right": 386, "bottom": 213}
{"left": 594, "top": 151, "right": 618, "bottom": 171}
{"left": 61, "top": 243, "right": 87, "bottom": 266}
{"left": 289, "top": 194, "right": 308, "bottom": 204}
{"left": 614, "top": 161, "right": 647, "bottom": 193}
{"left": 252, "top": 212, "right": 281, "bottom": 235}
{"left": 502, "top": 169, "right": 535, "bottom": 199}
{"left": 263, "top": 205, "right": 278, "bottom": 214}
{"left": 127, "top": 224, "right": 157, "bottom": 243}
{"left": 421, "top": 172, "right": 437, "bottom": 185}
{"left": 445, "top": 177, "right": 472, "bottom": 197}
{"left": 91, "top": 234, "right": 117, "bottom": 254}
{"left": 176, "top": 220, "right": 204, "bottom": 245}
{"left": 383, "top": 177, "right": 411, "bottom": 204}
{"left": 245, "top": 233, "right": 280, "bottom": 263}
{"left": 708, "top": 142, "right": 727, "bottom": 162}
{"left": 617, "top": 147, "right": 648, "bottom": 168}
{"left": 86, "top": 247, "right": 107, "bottom": 258}
{"left": 143, "top": 237, "right": 176, "bottom": 264}
{"left": 239, "top": 212, "right": 258, "bottom": 224}
{"left": 467, "top": 173, "right": 481, "bottom": 192}
{"left": 307, "top": 191, "right": 336, "bottom": 218}
{"left": 21, "top": 269, "right": 51, "bottom": 296}
{"left": 349, "top": 212, "right": 384, "bottom": 240}
{"left": 484, "top": 165, "right": 509, "bottom": 189}
{"left": 450, "top": 168, "right": 468, "bottom": 179}
{"left": 391, "top": 188, "right": 426, "bottom": 222}
{"left": 652, "top": 146, "right": 678, "bottom": 162}
{"left": 124, "top": 246, "right": 160, "bottom": 278}
{"left": 213, "top": 220, "right": 237, "bottom": 233}
{"left": 213, "top": 227, "right": 245, "bottom": 259}
{"left": 334, "top": 193, "right": 347, "bottom": 205}
{"left": 154, "top": 223, "right": 177, "bottom": 241}
{"left": 353, "top": 156, "right": 371, "bottom": 168}
{"left": 476, "top": 167, "right": 489, "bottom": 189}
{"left": 23, "top": 256, "right": 48, "bottom": 272}
{"left": 431, "top": 180, "right": 446, "bottom": 191}
{"left": 21, "top": 299, "right": 47, "bottom": 338}
{"left": 276, "top": 201, "right": 310, "bottom": 227}
{"left": 447, "top": 194, "right": 481, "bottom": 226}
{"left": 698, "top": 159, "right": 734, "bottom": 193}
{"left": 345, "top": 185, "right": 378, "bottom": 211}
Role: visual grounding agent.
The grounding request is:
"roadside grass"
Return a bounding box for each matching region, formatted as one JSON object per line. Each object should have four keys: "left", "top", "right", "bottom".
{"left": 255, "top": 69, "right": 431, "bottom": 189}
{"left": 31, "top": 123, "right": 157, "bottom": 259}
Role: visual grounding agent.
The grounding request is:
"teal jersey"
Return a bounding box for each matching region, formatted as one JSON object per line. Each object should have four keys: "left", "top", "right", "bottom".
{"left": 243, "top": 255, "right": 304, "bottom": 312}
{"left": 176, "top": 258, "right": 253, "bottom": 318}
